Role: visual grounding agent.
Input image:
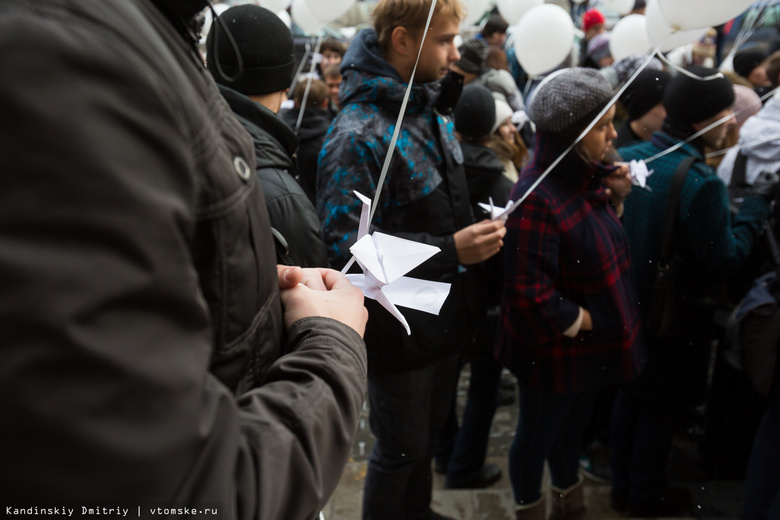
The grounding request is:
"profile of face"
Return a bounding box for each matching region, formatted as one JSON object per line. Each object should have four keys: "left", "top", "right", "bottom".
{"left": 580, "top": 105, "right": 617, "bottom": 162}
{"left": 694, "top": 108, "right": 736, "bottom": 149}
{"left": 414, "top": 13, "right": 461, "bottom": 84}
{"left": 484, "top": 31, "right": 507, "bottom": 48}
{"left": 748, "top": 64, "right": 771, "bottom": 87}
{"left": 325, "top": 74, "right": 342, "bottom": 105}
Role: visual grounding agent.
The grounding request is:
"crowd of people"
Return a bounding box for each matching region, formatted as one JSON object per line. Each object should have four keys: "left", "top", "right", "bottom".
{"left": 2, "top": 0, "right": 780, "bottom": 519}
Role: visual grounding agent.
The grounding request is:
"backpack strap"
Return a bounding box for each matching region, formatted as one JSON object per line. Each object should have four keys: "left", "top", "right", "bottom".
{"left": 659, "top": 157, "right": 695, "bottom": 266}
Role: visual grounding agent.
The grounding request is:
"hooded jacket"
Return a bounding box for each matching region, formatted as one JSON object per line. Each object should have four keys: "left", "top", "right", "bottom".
{"left": 317, "top": 28, "right": 478, "bottom": 375}
{"left": 717, "top": 93, "right": 780, "bottom": 186}
{"left": 281, "top": 106, "right": 333, "bottom": 204}
{"left": 218, "top": 84, "right": 328, "bottom": 267}
{"left": 0, "top": 0, "right": 365, "bottom": 516}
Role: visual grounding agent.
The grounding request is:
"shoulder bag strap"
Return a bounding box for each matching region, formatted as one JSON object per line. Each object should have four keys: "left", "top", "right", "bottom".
{"left": 732, "top": 151, "right": 748, "bottom": 188}
{"left": 659, "top": 156, "right": 695, "bottom": 265}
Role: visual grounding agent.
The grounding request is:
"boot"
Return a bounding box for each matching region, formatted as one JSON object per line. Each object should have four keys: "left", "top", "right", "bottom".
{"left": 549, "top": 475, "right": 585, "bottom": 520}
{"left": 515, "top": 496, "right": 545, "bottom": 520}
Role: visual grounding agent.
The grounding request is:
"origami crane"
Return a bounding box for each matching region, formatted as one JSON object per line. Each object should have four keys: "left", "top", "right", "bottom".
{"left": 478, "top": 197, "right": 515, "bottom": 222}
{"left": 629, "top": 159, "right": 654, "bottom": 190}
{"left": 343, "top": 191, "right": 451, "bottom": 335}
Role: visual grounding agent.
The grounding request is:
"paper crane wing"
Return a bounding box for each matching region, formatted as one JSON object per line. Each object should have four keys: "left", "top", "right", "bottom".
{"left": 478, "top": 201, "right": 515, "bottom": 220}
{"left": 370, "top": 232, "right": 440, "bottom": 284}
{"left": 346, "top": 273, "right": 412, "bottom": 335}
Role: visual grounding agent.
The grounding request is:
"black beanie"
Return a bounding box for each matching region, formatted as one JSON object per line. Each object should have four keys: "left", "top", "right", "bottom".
{"left": 206, "top": 5, "right": 294, "bottom": 96}
{"left": 620, "top": 68, "right": 671, "bottom": 121}
{"left": 453, "top": 84, "right": 496, "bottom": 138}
{"left": 663, "top": 66, "right": 734, "bottom": 126}
{"left": 455, "top": 38, "right": 489, "bottom": 75}
{"left": 733, "top": 47, "right": 768, "bottom": 79}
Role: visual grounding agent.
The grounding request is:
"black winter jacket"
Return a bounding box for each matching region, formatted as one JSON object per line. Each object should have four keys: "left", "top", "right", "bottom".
{"left": 219, "top": 85, "right": 328, "bottom": 267}
{"left": 0, "top": 1, "right": 366, "bottom": 517}
{"left": 281, "top": 106, "right": 333, "bottom": 205}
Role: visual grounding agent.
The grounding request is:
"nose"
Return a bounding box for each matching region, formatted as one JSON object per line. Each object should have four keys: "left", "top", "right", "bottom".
{"left": 450, "top": 44, "right": 460, "bottom": 64}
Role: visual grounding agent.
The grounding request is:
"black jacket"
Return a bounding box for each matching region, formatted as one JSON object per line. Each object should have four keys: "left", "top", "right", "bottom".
{"left": 219, "top": 86, "right": 328, "bottom": 268}
{"left": 281, "top": 106, "right": 333, "bottom": 205}
{"left": 0, "top": 0, "right": 365, "bottom": 516}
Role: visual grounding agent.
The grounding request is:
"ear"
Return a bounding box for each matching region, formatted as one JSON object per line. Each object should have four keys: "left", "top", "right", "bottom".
{"left": 390, "top": 25, "right": 414, "bottom": 59}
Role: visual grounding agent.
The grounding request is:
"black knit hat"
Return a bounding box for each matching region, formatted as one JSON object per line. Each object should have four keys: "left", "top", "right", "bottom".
{"left": 453, "top": 84, "right": 496, "bottom": 138}
{"left": 620, "top": 68, "right": 671, "bottom": 121}
{"left": 527, "top": 67, "right": 614, "bottom": 141}
{"left": 663, "top": 66, "right": 734, "bottom": 126}
{"left": 455, "top": 38, "right": 489, "bottom": 75}
{"left": 733, "top": 47, "right": 768, "bottom": 79}
{"left": 206, "top": 4, "right": 294, "bottom": 96}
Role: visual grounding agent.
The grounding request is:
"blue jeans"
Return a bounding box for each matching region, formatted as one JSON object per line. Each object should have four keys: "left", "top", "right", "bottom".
{"left": 742, "top": 378, "right": 780, "bottom": 519}
{"left": 509, "top": 383, "right": 597, "bottom": 504}
{"left": 362, "top": 354, "right": 459, "bottom": 520}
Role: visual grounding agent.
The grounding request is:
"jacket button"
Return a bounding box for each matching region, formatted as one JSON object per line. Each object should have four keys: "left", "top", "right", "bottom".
{"left": 233, "top": 156, "right": 252, "bottom": 181}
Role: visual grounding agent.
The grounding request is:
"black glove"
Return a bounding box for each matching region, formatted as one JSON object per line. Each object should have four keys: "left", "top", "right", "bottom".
{"left": 751, "top": 170, "right": 780, "bottom": 201}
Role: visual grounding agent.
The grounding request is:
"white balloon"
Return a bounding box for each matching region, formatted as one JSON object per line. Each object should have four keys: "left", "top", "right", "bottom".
{"left": 656, "top": 0, "right": 754, "bottom": 32}
{"left": 258, "top": 0, "right": 291, "bottom": 13}
{"left": 305, "top": 0, "right": 355, "bottom": 23}
{"left": 610, "top": 14, "right": 651, "bottom": 61}
{"left": 601, "top": 0, "right": 635, "bottom": 16}
{"left": 462, "top": 0, "right": 491, "bottom": 26}
{"left": 276, "top": 8, "right": 292, "bottom": 29}
{"left": 645, "top": 0, "right": 707, "bottom": 52}
{"left": 497, "top": 0, "right": 544, "bottom": 25}
{"left": 513, "top": 4, "right": 575, "bottom": 76}
{"left": 292, "top": 0, "right": 323, "bottom": 34}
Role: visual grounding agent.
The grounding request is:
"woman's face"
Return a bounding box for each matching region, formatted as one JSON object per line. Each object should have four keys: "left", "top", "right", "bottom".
{"left": 580, "top": 105, "right": 617, "bottom": 161}
{"left": 497, "top": 118, "right": 514, "bottom": 144}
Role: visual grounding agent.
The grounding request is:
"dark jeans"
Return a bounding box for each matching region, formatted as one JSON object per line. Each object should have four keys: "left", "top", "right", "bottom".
{"left": 444, "top": 356, "right": 503, "bottom": 485}
{"left": 610, "top": 387, "right": 678, "bottom": 507}
{"left": 509, "top": 383, "right": 597, "bottom": 504}
{"left": 742, "top": 378, "right": 780, "bottom": 520}
{"left": 362, "top": 354, "right": 459, "bottom": 520}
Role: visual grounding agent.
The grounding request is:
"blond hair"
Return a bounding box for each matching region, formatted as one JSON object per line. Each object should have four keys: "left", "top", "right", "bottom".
{"left": 373, "top": 0, "right": 464, "bottom": 55}
{"left": 293, "top": 78, "right": 329, "bottom": 108}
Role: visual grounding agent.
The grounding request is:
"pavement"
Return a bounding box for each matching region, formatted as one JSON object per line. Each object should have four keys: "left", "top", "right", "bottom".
{"left": 322, "top": 368, "right": 746, "bottom": 520}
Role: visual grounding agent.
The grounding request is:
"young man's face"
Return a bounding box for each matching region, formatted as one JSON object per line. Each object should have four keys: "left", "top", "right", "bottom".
{"left": 694, "top": 108, "right": 736, "bottom": 149}
{"left": 484, "top": 31, "right": 506, "bottom": 48}
{"left": 325, "top": 74, "right": 342, "bottom": 105}
{"left": 413, "top": 13, "right": 461, "bottom": 84}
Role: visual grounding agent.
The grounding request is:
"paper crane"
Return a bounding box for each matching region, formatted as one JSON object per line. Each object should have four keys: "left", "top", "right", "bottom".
{"left": 478, "top": 197, "right": 515, "bottom": 221}
{"left": 344, "top": 191, "right": 451, "bottom": 335}
{"left": 629, "top": 159, "right": 654, "bottom": 190}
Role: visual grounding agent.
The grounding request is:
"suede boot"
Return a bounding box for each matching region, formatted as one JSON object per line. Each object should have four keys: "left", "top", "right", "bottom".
{"left": 515, "top": 496, "right": 545, "bottom": 520}
{"left": 549, "top": 475, "right": 586, "bottom": 520}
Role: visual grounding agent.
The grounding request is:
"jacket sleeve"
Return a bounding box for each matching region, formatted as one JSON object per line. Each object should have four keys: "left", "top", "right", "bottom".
{"left": 685, "top": 173, "right": 769, "bottom": 278}
{"left": 0, "top": 5, "right": 365, "bottom": 518}
{"left": 502, "top": 190, "right": 583, "bottom": 345}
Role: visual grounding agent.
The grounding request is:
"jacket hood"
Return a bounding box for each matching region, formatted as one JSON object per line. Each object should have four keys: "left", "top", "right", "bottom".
{"left": 282, "top": 107, "right": 333, "bottom": 143}
{"left": 738, "top": 93, "right": 780, "bottom": 163}
{"left": 339, "top": 28, "right": 440, "bottom": 113}
{"left": 218, "top": 85, "right": 297, "bottom": 171}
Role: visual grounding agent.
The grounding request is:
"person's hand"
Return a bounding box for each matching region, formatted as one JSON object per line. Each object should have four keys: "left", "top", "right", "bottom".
{"left": 453, "top": 219, "right": 506, "bottom": 265}
{"left": 603, "top": 163, "right": 632, "bottom": 216}
{"left": 277, "top": 266, "right": 368, "bottom": 337}
{"left": 751, "top": 170, "right": 780, "bottom": 201}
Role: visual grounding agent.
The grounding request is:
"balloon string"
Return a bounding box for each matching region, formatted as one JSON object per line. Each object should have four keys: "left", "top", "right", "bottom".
{"left": 296, "top": 34, "right": 323, "bottom": 133}
{"left": 654, "top": 51, "right": 724, "bottom": 81}
{"left": 499, "top": 48, "right": 662, "bottom": 221}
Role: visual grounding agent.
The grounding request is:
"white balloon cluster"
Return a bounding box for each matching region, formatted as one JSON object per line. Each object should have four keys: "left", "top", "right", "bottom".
{"left": 503, "top": 0, "right": 755, "bottom": 77}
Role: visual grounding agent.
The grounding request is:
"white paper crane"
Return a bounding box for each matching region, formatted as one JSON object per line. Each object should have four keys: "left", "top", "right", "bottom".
{"left": 629, "top": 159, "right": 654, "bottom": 190}
{"left": 344, "top": 191, "right": 451, "bottom": 335}
{"left": 478, "top": 197, "right": 515, "bottom": 221}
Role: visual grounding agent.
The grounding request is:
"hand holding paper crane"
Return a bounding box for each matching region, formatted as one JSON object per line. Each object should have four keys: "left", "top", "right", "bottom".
{"left": 342, "top": 191, "right": 451, "bottom": 335}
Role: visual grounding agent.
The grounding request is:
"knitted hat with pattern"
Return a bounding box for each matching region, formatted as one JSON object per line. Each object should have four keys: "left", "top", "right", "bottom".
{"left": 455, "top": 38, "right": 489, "bottom": 75}
{"left": 527, "top": 67, "right": 614, "bottom": 141}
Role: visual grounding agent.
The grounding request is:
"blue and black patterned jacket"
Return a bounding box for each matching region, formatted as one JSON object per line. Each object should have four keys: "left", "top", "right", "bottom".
{"left": 316, "top": 28, "right": 479, "bottom": 374}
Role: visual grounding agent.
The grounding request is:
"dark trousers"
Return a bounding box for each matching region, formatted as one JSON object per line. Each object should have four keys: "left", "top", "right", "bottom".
{"left": 610, "top": 387, "right": 678, "bottom": 507}
{"left": 742, "top": 378, "right": 780, "bottom": 520}
{"left": 362, "top": 354, "right": 459, "bottom": 520}
{"left": 444, "top": 356, "right": 503, "bottom": 484}
{"left": 509, "top": 383, "right": 597, "bottom": 504}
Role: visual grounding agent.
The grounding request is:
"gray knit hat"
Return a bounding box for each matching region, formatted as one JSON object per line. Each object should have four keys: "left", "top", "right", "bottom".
{"left": 528, "top": 67, "right": 614, "bottom": 140}
{"left": 455, "top": 38, "right": 489, "bottom": 75}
